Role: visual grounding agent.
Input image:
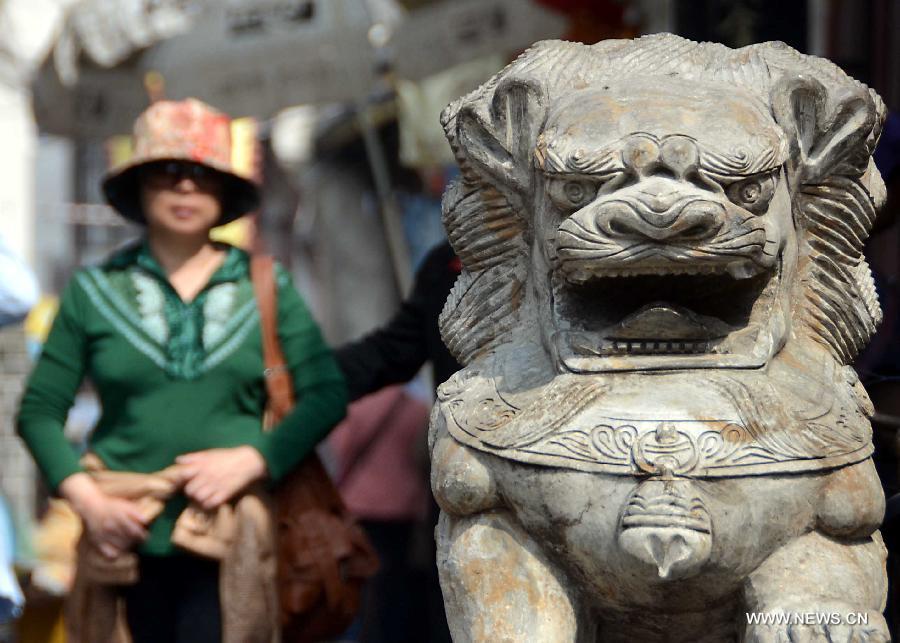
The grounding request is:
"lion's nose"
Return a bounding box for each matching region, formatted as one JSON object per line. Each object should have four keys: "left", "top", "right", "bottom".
{"left": 599, "top": 200, "right": 724, "bottom": 243}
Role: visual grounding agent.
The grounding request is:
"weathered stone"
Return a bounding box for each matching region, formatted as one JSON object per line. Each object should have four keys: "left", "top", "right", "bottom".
{"left": 430, "top": 35, "right": 889, "bottom": 642}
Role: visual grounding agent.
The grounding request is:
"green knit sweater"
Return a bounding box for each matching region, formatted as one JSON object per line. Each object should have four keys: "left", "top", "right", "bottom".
{"left": 17, "top": 241, "right": 347, "bottom": 554}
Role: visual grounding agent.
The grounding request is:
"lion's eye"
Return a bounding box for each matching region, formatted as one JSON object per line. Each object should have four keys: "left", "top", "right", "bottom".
{"left": 548, "top": 178, "right": 601, "bottom": 212}
{"left": 564, "top": 181, "right": 589, "bottom": 202}
{"left": 725, "top": 173, "right": 777, "bottom": 214}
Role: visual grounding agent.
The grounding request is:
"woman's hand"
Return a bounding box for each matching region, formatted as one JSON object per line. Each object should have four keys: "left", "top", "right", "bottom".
{"left": 177, "top": 446, "right": 268, "bottom": 511}
{"left": 59, "top": 472, "right": 149, "bottom": 559}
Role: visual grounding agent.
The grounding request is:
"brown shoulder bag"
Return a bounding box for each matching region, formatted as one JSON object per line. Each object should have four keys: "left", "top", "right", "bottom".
{"left": 251, "top": 255, "right": 379, "bottom": 643}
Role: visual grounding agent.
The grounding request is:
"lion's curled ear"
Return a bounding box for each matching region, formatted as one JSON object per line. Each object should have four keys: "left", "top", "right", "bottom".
{"left": 455, "top": 78, "right": 546, "bottom": 198}
{"left": 771, "top": 75, "right": 878, "bottom": 185}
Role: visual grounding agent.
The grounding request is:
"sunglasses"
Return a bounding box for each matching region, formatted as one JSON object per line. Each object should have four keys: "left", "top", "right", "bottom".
{"left": 140, "top": 161, "right": 221, "bottom": 191}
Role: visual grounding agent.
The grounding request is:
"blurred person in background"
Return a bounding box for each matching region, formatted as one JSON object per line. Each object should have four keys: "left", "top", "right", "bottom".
{"left": 16, "top": 98, "right": 346, "bottom": 642}
{"left": 336, "top": 239, "right": 461, "bottom": 402}
{"left": 326, "top": 385, "right": 430, "bottom": 643}
{"left": 336, "top": 237, "right": 461, "bottom": 643}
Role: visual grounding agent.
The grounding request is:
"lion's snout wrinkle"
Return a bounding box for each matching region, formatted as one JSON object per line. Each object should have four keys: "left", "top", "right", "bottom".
{"left": 594, "top": 198, "right": 725, "bottom": 243}
{"left": 554, "top": 179, "right": 771, "bottom": 271}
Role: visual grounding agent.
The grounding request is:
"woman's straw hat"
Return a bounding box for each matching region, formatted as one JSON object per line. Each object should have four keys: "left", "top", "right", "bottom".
{"left": 102, "top": 98, "right": 260, "bottom": 225}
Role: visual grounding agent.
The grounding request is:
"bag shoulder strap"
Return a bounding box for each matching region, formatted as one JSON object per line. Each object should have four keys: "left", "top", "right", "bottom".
{"left": 250, "top": 254, "right": 295, "bottom": 429}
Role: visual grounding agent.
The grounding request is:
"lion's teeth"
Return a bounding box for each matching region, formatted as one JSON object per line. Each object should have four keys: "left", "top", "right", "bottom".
{"left": 607, "top": 339, "right": 714, "bottom": 354}
{"left": 574, "top": 263, "right": 737, "bottom": 280}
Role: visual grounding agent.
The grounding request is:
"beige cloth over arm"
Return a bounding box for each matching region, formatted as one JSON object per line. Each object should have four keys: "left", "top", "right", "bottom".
{"left": 65, "top": 454, "right": 279, "bottom": 643}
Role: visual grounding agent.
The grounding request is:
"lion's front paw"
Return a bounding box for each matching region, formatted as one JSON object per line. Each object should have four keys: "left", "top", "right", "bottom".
{"left": 742, "top": 607, "right": 888, "bottom": 643}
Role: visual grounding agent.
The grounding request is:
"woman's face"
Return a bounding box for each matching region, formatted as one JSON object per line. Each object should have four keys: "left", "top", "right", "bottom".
{"left": 139, "top": 161, "right": 224, "bottom": 236}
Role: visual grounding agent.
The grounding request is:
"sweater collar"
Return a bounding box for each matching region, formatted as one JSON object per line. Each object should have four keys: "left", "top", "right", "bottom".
{"left": 106, "top": 239, "right": 248, "bottom": 286}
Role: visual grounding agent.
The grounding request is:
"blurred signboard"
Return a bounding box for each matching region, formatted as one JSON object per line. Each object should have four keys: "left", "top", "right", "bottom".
{"left": 392, "top": 0, "right": 566, "bottom": 81}
{"left": 32, "top": 0, "right": 565, "bottom": 139}
{"left": 142, "top": 0, "right": 375, "bottom": 120}
{"left": 34, "top": 0, "right": 373, "bottom": 138}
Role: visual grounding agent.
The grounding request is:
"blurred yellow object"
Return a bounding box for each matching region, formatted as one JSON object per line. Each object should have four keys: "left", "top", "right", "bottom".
{"left": 144, "top": 70, "right": 167, "bottom": 103}
{"left": 30, "top": 500, "right": 81, "bottom": 596}
{"left": 15, "top": 501, "right": 80, "bottom": 643}
{"left": 23, "top": 295, "right": 59, "bottom": 346}
{"left": 106, "top": 135, "right": 135, "bottom": 170}
{"left": 215, "top": 116, "right": 260, "bottom": 250}
{"left": 210, "top": 215, "right": 254, "bottom": 250}
{"left": 230, "top": 117, "right": 259, "bottom": 180}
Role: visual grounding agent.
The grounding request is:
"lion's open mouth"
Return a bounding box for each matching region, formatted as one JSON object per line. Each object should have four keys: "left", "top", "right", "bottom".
{"left": 551, "top": 263, "right": 781, "bottom": 371}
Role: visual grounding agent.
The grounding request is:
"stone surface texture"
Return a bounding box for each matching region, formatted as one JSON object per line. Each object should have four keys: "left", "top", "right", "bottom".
{"left": 429, "top": 35, "right": 889, "bottom": 642}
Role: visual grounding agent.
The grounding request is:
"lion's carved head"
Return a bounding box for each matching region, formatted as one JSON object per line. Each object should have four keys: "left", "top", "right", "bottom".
{"left": 439, "top": 35, "right": 885, "bottom": 375}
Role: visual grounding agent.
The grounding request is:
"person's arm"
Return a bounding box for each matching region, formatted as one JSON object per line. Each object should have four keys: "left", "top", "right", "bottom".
{"left": 335, "top": 250, "right": 442, "bottom": 401}
{"left": 16, "top": 279, "right": 88, "bottom": 489}
{"left": 0, "top": 235, "right": 39, "bottom": 326}
{"left": 16, "top": 276, "right": 147, "bottom": 556}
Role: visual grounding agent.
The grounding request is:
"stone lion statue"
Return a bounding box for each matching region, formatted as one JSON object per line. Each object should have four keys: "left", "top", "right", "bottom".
{"left": 429, "top": 35, "right": 888, "bottom": 642}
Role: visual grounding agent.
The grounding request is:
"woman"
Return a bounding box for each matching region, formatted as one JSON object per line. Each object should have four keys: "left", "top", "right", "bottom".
{"left": 16, "top": 98, "right": 347, "bottom": 642}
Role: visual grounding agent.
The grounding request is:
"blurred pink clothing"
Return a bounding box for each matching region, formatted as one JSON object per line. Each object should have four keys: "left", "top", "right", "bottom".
{"left": 326, "top": 386, "right": 430, "bottom": 521}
